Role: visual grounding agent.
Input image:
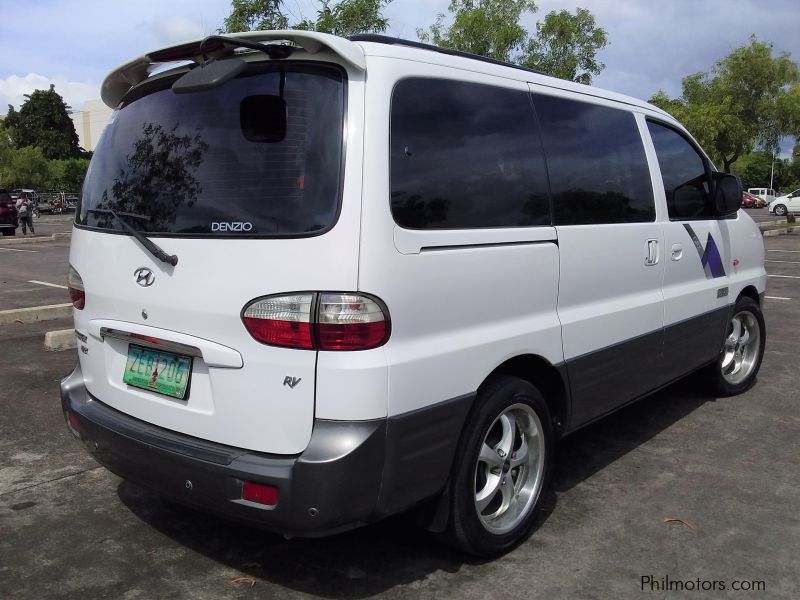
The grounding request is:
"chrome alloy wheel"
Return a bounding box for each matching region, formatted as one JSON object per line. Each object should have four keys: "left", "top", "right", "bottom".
{"left": 474, "top": 403, "right": 545, "bottom": 534}
{"left": 721, "top": 310, "right": 761, "bottom": 386}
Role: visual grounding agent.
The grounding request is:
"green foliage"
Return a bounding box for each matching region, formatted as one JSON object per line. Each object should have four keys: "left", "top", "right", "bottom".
{"left": 294, "top": 0, "right": 390, "bottom": 37}
{"left": 4, "top": 146, "right": 51, "bottom": 189}
{"left": 3, "top": 85, "right": 81, "bottom": 160}
{"left": 417, "top": 1, "right": 607, "bottom": 84}
{"left": 223, "top": 0, "right": 288, "bottom": 33}
{"left": 418, "top": 0, "right": 537, "bottom": 63}
{"left": 49, "top": 158, "right": 91, "bottom": 191}
{"left": 223, "top": 0, "right": 390, "bottom": 36}
{"left": 0, "top": 122, "right": 88, "bottom": 190}
{"left": 650, "top": 36, "right": 800, "bottom": 172}
{"left": 523, "top": 8, "right": 607, "bottom": 85}
{"left": 731, "top": 146, "right": 800, "bottom": 191}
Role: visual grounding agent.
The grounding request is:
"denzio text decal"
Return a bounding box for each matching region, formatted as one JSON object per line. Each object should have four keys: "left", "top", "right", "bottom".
{"left": 211, "top": 222, "right": 253, "bottom": 232}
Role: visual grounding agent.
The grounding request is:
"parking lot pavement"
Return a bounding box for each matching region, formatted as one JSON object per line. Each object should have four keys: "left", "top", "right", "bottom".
{"left": 0, "top": 239, "right": 71, "bottom": 309}
{"left": 1, "top": 236, "right": 799, "bottom": 599}
{"left": 742, "top": 208, "right": 779, "bottom": 223}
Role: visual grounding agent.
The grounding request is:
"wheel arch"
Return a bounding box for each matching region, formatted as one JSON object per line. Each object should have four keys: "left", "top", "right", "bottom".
{"left": 737, "top": 284, "right": 760, "bottom": 306}
{"left": 485, "top": 354, "right": 570, "bottom": 435}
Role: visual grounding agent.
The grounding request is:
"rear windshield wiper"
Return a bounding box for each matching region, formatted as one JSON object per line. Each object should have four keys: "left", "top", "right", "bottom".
{"left": 88, "top": 208, "right": 178, "bottom": 267}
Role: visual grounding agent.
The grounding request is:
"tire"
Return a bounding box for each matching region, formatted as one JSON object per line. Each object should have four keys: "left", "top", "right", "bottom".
{"left": 774, "top": 204, "right": 787, "bottom": 216}
{"left": 709, "top": 297, "right": 766, "bottom": 396}
{"left": 443, "top": 376, "right": 553, "bottom": 557}
{"left": 1, "top": 228, "right": 15, "bottom": 236}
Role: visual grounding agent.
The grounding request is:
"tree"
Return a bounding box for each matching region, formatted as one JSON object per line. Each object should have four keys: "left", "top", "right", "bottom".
{"left": 295, "top": 0, "right": 390, "bottom": 37}
{"left": 418, "top": 0, "right": 536, "bottom": 63}
{"left": 417, "top": 0, "right": 608, "bottom": 84}
{"left": 223, "top": 0, "right": 390, "bottom": 37}
{"left": 224, "top": 0, "right": 288, "bottom": 33}
{"left": 4, "top": 146, "right": 51, "bottom": 189}
{"left": 3, "top": 85, "right": 81, "bottom": 160}
{"left": 650, "top": 36, "right": 800, "bottom": 172}
{"left": 523, "top": 8, "right": 607, "bottom": 85}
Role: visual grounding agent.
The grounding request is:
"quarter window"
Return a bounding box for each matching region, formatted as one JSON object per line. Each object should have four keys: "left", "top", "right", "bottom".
{"left": 390, "top": 78, "right": 550, "bottom": 229}
{"left": 647, "top": 120, "right": 712, "bottom": 219}
{"left": 533, "top": 94, "right": 655, "bottom": 225}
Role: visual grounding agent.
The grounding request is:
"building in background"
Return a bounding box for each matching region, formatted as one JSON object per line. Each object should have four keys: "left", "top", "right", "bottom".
{"left": 70, "top": 99, "right": 113, "bottom": 152}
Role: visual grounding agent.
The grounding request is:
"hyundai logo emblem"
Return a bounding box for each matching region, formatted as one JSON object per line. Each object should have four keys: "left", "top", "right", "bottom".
{"left": 133, "top": 267, "right": 155, "bottom": 287}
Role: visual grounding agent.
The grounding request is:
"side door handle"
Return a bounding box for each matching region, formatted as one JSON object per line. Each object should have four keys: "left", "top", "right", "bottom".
{"left": 671, "top": 244, "right": 683, "bottom": 261}
{"left": 645, "top": 239, "right": 659, "bottom": 266}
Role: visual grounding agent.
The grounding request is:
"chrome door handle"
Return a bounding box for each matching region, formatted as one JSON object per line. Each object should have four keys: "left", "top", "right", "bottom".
{"left": 645, "top": 239, "right": 659, "bottom": 266}
{"left": 671, "top": 244, "right": 683, "bottom": 261}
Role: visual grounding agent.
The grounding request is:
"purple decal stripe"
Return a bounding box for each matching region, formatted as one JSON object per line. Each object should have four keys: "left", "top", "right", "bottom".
{"left": 683, "top": 224, "right": 726, "bottom": 279}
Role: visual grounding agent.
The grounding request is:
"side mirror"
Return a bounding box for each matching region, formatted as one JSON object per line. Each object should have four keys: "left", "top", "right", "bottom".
{"left": 713, "top": 172, "right": 742, "bottom": 216}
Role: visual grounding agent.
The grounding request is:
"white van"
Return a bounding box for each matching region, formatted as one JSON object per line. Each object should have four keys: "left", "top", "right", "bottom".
{"left": 748, "top": 187, "right": 777, "bottom": 205}
{"left": 61, "top": 31, "right": 767, "bottom": 556}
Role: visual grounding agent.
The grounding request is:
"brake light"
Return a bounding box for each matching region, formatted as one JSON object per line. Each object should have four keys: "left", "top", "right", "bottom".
{"left": 67, "top": 266, "right": 85, "bottom": 310}
{"left": 242, "top": 294, "right": 314, "bottom": 349}
{"left": 242, "top": 293, "right": 390, "bottom": 351}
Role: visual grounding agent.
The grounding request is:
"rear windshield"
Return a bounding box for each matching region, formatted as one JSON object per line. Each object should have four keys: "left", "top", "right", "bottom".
{"left": 78, "top": 63, "right": 345, "bottom": 237}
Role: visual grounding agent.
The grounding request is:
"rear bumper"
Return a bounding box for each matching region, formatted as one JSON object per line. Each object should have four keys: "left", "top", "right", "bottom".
{"left": 60, "top": 363, "right": 386, "bottom": 537}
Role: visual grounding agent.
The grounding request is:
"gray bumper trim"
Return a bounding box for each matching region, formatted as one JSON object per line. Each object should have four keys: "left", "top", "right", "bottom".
{"left": 60, "top": 363, "right": 386, "bottom": 536}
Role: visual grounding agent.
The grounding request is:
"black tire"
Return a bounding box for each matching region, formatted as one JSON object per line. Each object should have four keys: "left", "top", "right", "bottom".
{"left": 443, "top": 376, "right": 553, "bottom": 557}
{"left": 2, "top": 228, "right": 15, "bottom": 236}
{"left": 708, "top": 297, "right": 766, "bottom": 396}
{"left": 774, "top": 204, "right": 787, "bottom": 216}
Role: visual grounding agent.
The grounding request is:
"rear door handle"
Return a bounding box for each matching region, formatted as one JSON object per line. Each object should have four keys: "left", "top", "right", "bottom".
{"left": 671, "top": 244, "right": 683, "bottom": 261}
{"left": 645, "top": 239, "right": 659, "bottom": 266}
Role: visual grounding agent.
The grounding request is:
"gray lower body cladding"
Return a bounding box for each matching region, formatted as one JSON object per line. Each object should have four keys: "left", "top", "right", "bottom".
{"left": 60, "top": 363, "right": 473, "bottom": 536}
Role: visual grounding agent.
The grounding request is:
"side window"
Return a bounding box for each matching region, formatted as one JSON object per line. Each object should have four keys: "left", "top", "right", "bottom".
{"left": 533, "top": 94, "right": 655, "bottom": 225}
{"left": 647, "top": 121, "right": 712, "bottom": 220}
{"left": 390, "top": 78, "right": 550, "bottom": 229}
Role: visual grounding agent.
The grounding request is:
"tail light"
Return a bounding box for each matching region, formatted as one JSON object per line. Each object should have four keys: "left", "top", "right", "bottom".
{"left": 67, "top": 266, "right": 85, "bottom": 310}
{"left": 242, "top": 292, "right": 390, "bottom": 351}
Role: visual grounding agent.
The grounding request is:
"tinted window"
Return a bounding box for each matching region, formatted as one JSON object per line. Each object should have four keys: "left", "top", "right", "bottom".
{"left": 534, "top": 94, "right": 654, "bottom": 225}
{"left": 79, "top": 64, "right": 345, "bottom": 236}
{"left": 390, "top": 78, "right": 550, "bottom": 229}
{"left": 647, "top": 121, "right": 712, "bottom": 219}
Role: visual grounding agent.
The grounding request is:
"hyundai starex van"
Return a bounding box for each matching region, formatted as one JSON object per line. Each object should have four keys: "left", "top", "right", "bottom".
{"left": 61, "top": 31, "right": 767, "bottom": 557}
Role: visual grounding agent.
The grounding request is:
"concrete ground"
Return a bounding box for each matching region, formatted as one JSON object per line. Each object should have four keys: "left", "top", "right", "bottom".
{"left": 0, "top": 232, "right": 798, "bottom": 599}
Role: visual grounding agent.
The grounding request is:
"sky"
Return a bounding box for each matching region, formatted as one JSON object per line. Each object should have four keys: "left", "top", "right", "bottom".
{"left": 0, "top": 0, "right": 798, "bottom": 150}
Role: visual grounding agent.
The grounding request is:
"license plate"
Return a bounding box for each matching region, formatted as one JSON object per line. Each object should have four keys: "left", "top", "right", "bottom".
{"left": 122, "top": 345, "right": 192, "bottom": 400}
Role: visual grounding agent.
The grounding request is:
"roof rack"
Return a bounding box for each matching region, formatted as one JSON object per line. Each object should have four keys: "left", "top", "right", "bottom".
{"left": 348, "top": 34, "right": 546, "bottom": 77}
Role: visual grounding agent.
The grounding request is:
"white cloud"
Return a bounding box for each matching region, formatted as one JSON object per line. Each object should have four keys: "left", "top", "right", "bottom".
{"left": 0, "top": 74, "right": 98, "bottom": 115}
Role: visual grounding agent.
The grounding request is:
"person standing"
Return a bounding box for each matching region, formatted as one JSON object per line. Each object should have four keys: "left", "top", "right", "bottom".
{"left": 15, "top": 195, "right": 35, "bottom": 235}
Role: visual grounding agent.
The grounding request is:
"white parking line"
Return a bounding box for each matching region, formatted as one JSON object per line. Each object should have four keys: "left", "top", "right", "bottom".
{"left": 767, "top": 249, "right": 800, "bottom": 253}
{"left": 768, "top": 274, "right": 800, "bottom": 279}
{"left": 765, "top": 260, "right": 800, "bottom": 264}
{"left": 0, "top": 247, "right": 37, "bottom": 253}
{"left": 28, "top": 280, "right": 68, "bottom": 289}
{"left": 765, "top": 296, "right": 792, "bottom": 300}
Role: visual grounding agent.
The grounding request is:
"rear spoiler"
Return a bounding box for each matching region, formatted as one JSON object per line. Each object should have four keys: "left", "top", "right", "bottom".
{"left": 100, "top": 30, "right": 367, "bottom": 108}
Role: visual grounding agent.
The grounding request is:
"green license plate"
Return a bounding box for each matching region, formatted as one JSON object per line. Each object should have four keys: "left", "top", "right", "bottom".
{"left": 122, "top": 345, "right": 192, "bottom": 400}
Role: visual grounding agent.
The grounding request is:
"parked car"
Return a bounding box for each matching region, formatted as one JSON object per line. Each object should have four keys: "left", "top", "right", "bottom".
{"left": 741, "top": 191, "right": 762, "bottom": 208}
{"left": 0, "top": 188, "right": 18, "bottom": 236}
{"left": 770, "top": 188, "right": 800, "bottom": 216}
{"left": 62, "top": 31, "right": 767, "bottom": 557}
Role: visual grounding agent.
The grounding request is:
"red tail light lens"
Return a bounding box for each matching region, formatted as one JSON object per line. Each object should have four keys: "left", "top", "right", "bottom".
{"left": 242, "top": 294, "right": 314, "bottom": 349}
{"left": 67, "top": 266, "right": 85, "bottom": 310}
{"left": 242, "top": 293, "right": 390, "bottom": 351}
{"left": 317, "top": 294, "right": 389, "bottom": 350}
